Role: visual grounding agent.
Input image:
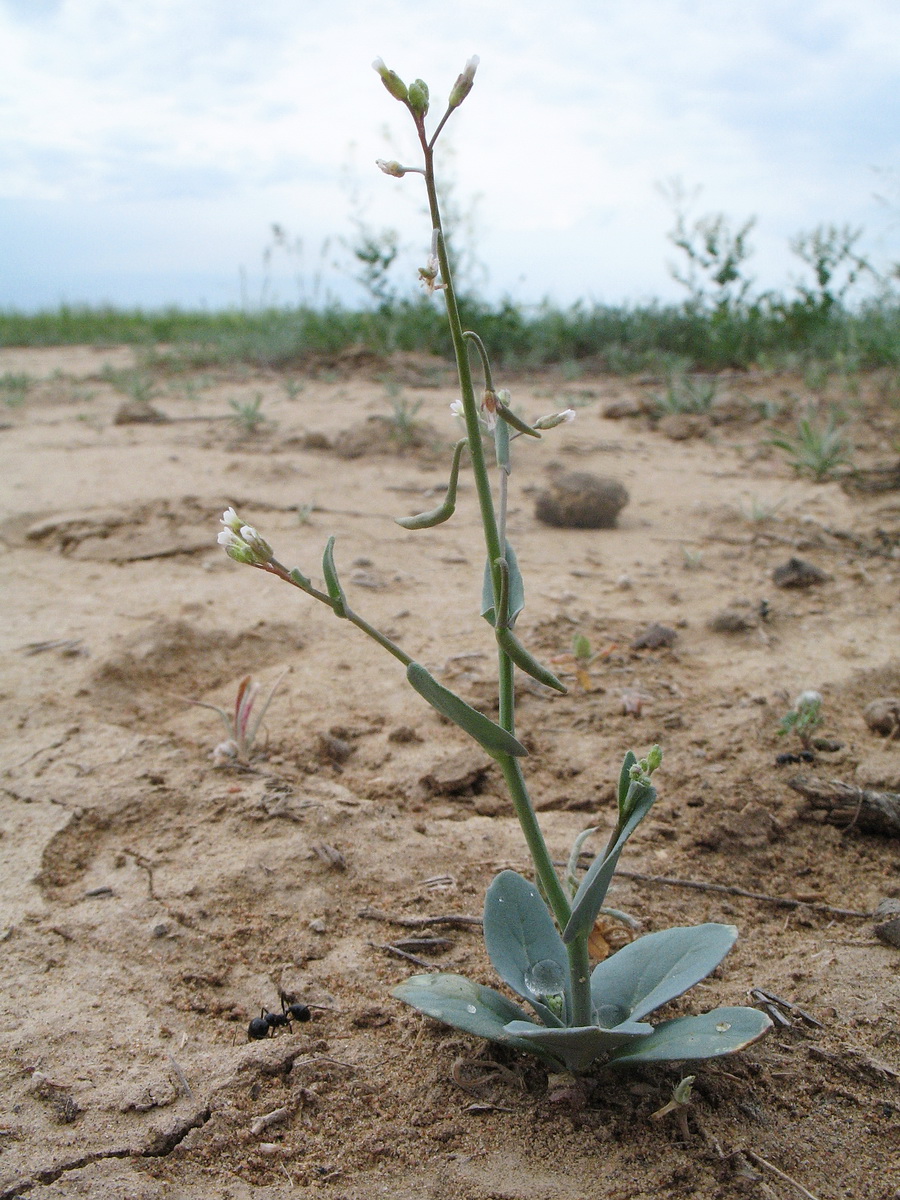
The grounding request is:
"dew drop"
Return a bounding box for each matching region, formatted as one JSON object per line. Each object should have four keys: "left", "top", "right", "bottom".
{"left": 523, "top": 959, "right": 567, "bottom": 1002}
{"left": 715, "top": 1021, "right": 732, "bottom": 1033}
{"left": 596, "top": 1003, "right": 629, "bottom": 1028}
{"left": 465, "top": 1003, "right": 477, "bottom": 1014}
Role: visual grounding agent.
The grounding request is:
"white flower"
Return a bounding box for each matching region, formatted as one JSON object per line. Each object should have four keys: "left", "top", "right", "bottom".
{"left": 449, "top": 399, "right": 465, "bottom": 419}
{"left": 376, "top": 158, "right": 406, "bottom": 178}
{"left": 217, "top": 528, "right": 243, "bottom": 550}
{"left": 221, "top": 507, "right": 242, "bottom": 533}
{"left": 794, "top": 690, "right": 823, "bottom": 712}
{"left": 480, "top": 390, "right": 498, "bottom": 431}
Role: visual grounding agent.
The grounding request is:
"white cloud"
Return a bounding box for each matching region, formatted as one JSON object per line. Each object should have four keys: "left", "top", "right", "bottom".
{"left": 1, "top": 0, "right": 898, "bottom": 306}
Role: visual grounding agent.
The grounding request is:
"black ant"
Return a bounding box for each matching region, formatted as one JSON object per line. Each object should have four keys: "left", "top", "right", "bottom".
{"left": 247, "top": 995, "right": 313, "bottom": 1040}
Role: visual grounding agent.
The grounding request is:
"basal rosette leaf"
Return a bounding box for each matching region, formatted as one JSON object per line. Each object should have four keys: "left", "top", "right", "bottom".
{"left": 392, "top": 972, "right": 563, "bottom": 1067}
{"left": 590, "top": 924, "right": 738, "bottom": 1023}
{"left": 483, "top": 870, "right": 570, "bottom": 1027}
{"left": 607, "top": 1006, "right": 773, "bottom": 1066}
{"left": 502, "top": 1020, "right": 654, "bottom": 1074}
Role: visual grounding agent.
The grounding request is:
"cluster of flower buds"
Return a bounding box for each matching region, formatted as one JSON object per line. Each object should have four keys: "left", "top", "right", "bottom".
{"left": 217, "top": 508, "right": 273, "bottom": 566}
{"left": 633, "top": 744, "right": 663, "bottom": 781}
{"left": 372, "top": 55, "right": 479, "bottom": 116}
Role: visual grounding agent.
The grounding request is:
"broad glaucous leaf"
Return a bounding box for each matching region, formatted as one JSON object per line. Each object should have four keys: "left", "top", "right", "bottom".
{"left": 607, "top": 1006, "right": 773, "bottom": 1066}
{"left": 483, "top": 870, "right": 570, "bottom": 1027}
{"left": 590, "top": 924, "right": 738, "bottom": 1023}
{"left": 392, "top": 973, "right": 562, "bottom": 1066}
{"left": 502, "top": 1019, "right": 653, "bottom": 1074}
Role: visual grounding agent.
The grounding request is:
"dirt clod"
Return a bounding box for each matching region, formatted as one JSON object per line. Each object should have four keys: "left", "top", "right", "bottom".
{"left": 535, "top": 471, "right": 629, "bottom": 528}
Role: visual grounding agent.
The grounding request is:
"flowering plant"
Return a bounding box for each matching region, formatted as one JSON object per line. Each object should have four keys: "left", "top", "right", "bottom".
{"left": 216, "top": 57, "right": 771, "bottom": 1074}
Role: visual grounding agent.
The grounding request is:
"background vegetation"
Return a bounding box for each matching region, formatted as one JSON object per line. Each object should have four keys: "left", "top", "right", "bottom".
{"left": 3, "top": 198, "right": 900, "bottom": 374}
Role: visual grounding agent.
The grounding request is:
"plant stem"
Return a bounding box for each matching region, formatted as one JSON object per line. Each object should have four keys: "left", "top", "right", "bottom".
{"left": 566, "top": 932, "right": 592, "bottom": 1027}
{"left": 420, "top": 126, "right": 574, "bottom": 1001}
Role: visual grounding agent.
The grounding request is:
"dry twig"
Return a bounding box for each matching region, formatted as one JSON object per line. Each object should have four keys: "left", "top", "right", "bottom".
{"left": 358, "top": 906, "right": 482, "bottom": 928}
{"left": 787, "top": 774, "right": 900, "bottom": 837}
{"left": 743, "top": 1149, "right": 822, "bottom": 1200}
{"left": 613, "top": 868, "right": 870, "bottom": 918}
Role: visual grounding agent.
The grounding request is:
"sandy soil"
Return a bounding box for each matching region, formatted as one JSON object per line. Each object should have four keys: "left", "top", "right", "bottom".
{"left": 1, "top": 345, "right": 899, "bottom": 1199}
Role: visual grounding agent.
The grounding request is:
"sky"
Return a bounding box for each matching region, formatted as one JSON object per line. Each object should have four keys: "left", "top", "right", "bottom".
{"left": 2, "top": 0, "right": 900, "bottom": 312}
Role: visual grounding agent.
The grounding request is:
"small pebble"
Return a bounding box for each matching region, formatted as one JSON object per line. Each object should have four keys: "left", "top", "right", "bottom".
{"left": 864, "top": 698, "right": 900, "bottom": 738}
{"left": 772, "top": 557, "right": 829, "bottom": 588}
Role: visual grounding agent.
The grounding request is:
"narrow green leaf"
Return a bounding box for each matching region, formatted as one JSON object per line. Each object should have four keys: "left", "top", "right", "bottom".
{"left": 590, "top": 924, "right": 738, "bottom": 1022}
{"left": 321, "top": 536, "right": 347, "bottom": 618}
{"left": 562, "top": 782, "right": 656, "bottom": 944}
{"left": 482, "top": 544, "right": 524, "bottom": 628}
{"left": 395, "top": 499, "right": 456, "bottom": 530}
{"left": 497, "top": 401, "right": 541, "bottom": 438}
{"left": 406, "top": 662, "right": 527, "bottom": 758}
{"left": 483, "top": 871, "right": 570, "bottom": 1027}
{"left": 395, "top": 439, "right": 465, "bottom": 530}
{"left": 607, "top": 1006, "right": 773, "bottom": 1066}
{"left": 617, "top": 751, "right": 638, "bottom": 809}
{"left": 496, "top": 627, "right": 567, "bottom": 693}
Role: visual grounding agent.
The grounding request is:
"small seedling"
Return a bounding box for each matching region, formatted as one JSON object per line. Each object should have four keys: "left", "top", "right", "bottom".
{"left": 651, "top": 1074, "right": 695, "bottom": 1140}
{"left": 213, "top": 56, "right": 772, "bottom": 1076}
{"left": 681, "top": 547, "right": 703, "bottom": 570}
{"left": 769, "top": 413, "right": 853, "bottom": 480}
{"left": 551, "top": 634, "right": 612, "bottom": 691}
{"left": 228, "top": 393, "right": 268, "bottom": 433}
{"left": 386, "top": 391, "right": 424, "bottom": 446}
{"left": 0, "top": 372, "right": 31, "bottom": 406}
{"left": 778, "top": 689, "right": 823, "bottom": 751}
{"left": 181, "top": 671, "right": 286, "bottom": 764}
{"left": 655, "top": 374, "right": 717, "bottom": 416}
{"left": 739, "top": 494, "right": 785, "bottom": 523}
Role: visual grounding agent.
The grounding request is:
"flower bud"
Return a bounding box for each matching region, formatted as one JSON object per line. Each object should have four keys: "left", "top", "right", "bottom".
{"left": 239, "top": 525, "right": 274, "bottom": 563}
{"left": 794, "top": 690, "right": 822, "bottom": 713}
{"left": 408, "top": 78, "right": 429, "bottom": 118}
{"left": 217, "top": 529, "right": 256, "bottom": 565}
{"left": 372, "top": 58, "right": 408, "bottom": 102}
{"left": 376, "top": 159, "right": 407, "bottom": 178}
{"left": 534, "top": 408, "right": 577, "bottom": 430}
{"left": 448, "top": 55, "right": 479, "bottom": 109}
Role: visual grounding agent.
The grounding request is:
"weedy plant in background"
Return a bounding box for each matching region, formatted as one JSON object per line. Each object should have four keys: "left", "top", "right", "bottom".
{"left": 215, "top": 56, "right": 772, "bottom": 1075}
{"left": 228, "top": 393, "right": 268, "bottom": 433}
{"left": 769, "top": 411, "right": 853, "bottom": 481}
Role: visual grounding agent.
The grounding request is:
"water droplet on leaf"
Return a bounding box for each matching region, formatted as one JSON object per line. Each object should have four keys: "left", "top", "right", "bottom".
{"left": 716, "top": 1022, "right": 732, "bottom": 1033}
{"left": 465, "top": 1003, "right": 477, "bottom": 1014}
{"left": 596, "top": 1003, "right": 629, "bottom": 1028}
{"left": 523, "top": 959, "right": 567, "bottom": 1003}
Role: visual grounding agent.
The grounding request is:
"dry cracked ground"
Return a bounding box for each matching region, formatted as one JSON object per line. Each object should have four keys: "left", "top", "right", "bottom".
{"left": 1, "top": 344, "right": 899, "bottom": 1199}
